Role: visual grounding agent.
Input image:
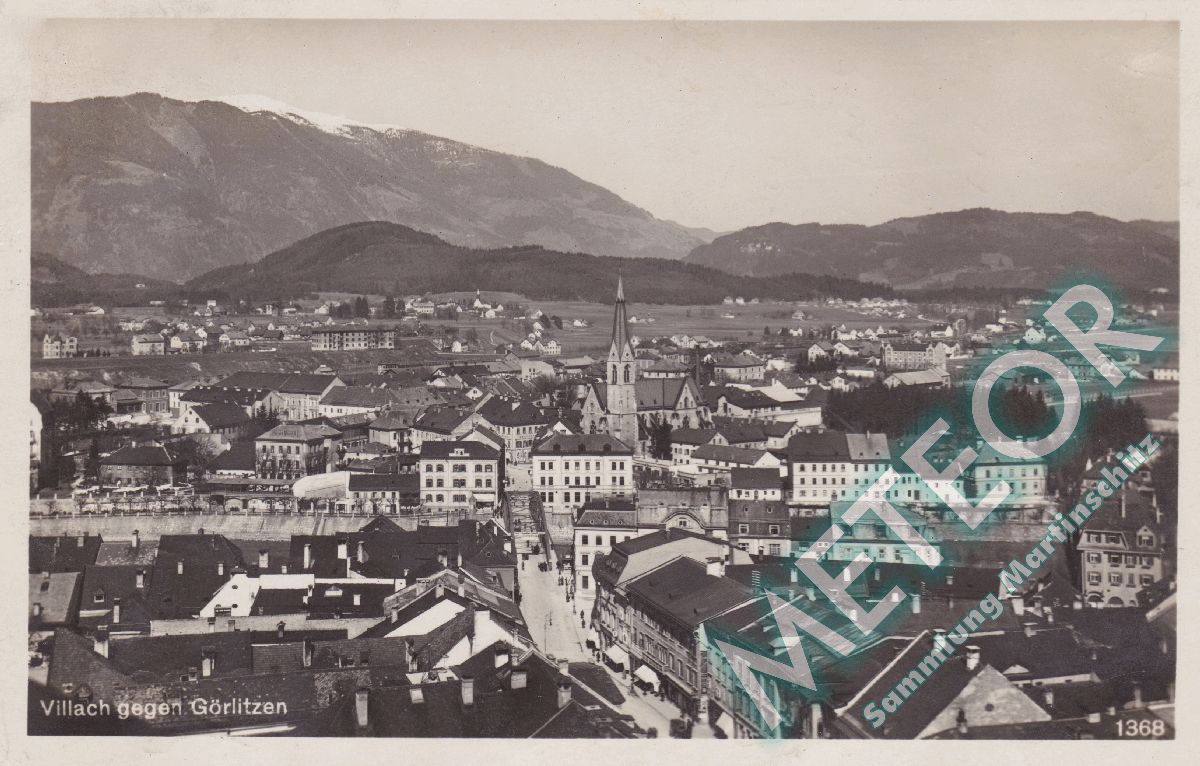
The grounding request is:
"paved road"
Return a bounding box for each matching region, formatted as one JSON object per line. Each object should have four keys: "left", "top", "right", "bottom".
{"left": 517, "top": 546, "right": 589, "bottom": 661}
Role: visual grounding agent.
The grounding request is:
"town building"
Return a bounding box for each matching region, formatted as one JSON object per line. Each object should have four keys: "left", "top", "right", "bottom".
{"left": 418, "top": 440, "right": 502, "bottom": 513}
{"left": 99, "top": 445, "right": 187, "bottom": 487}
{"left": 532, "top": 433, "right": 634, "bottom": 516}
{"left": 42, "top": 333, "right": 78, "bottom": 359}
{"left": 254, "top": 424, "right": 342, "bottom": 480}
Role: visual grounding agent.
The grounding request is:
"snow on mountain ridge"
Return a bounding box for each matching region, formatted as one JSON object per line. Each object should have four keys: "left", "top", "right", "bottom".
{"left": 221, "top": 94, "right": 411, "bottom": 136}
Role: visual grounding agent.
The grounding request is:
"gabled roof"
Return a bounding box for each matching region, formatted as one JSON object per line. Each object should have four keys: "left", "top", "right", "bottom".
{"left": 692, "top": 444, "right": 772, "bottom": 465}
{"left": 531, "top": 433, "right": 632, "bottom": 456}
{"left": 99, "top": 444, "right": 181, "bottom": 467}
{"left": 625, "top": 557, "right": 754, "bottom": 630}
{"left": 215, "top": 371, "right": 340, "bottom": 396}
{"left": 189, "top": 402, "right": 250, "bottom": 429}
{"left": 30, "top": 535, "right": 103, "bottom": 573}
{"left": 419, "top": 440, "right": 500, "bottom": 460}
{"left": 730, "top": 467, "right": 782, "bottom": 490}
{"left": 257, "top": 423, "right": 341, "bottom": 442}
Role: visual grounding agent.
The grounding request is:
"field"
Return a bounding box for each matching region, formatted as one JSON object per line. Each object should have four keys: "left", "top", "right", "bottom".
{"left": 475, "top": 298, "right": 937, "bottom": 355}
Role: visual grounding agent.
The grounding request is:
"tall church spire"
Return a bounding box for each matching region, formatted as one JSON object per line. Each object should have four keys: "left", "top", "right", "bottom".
{"left": 610, "top": 274, "right": 633, "bottom": 361}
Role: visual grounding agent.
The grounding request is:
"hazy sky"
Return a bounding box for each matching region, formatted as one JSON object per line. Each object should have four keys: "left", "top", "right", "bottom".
{"left": 33, "top": 19, "right": 1178, "bottom": 231}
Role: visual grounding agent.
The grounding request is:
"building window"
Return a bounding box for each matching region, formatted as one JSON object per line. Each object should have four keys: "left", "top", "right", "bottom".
{"left": 738, "top": 523, "right": 749, "bottom": 534}
{"left": 1108, "top": 572, "right": 1123, "bottom": 585}
{"left": 1086, "top": 552, "right": 1101, "bottom": 563}
{"left": 581, "top": 535, "right": 589, "bottom": 546}
{"left": 581, "top": 554, "right": 589, "bottom": 566}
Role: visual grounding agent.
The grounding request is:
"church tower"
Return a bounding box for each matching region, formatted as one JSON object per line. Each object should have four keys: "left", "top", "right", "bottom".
{"left": 605, "top": 275, "right": 640, "bottom": 449}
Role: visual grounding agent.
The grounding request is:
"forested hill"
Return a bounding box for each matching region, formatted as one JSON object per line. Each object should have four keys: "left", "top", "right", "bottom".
{"left": 184, "top": 221, "right": 893, "bottom": 304}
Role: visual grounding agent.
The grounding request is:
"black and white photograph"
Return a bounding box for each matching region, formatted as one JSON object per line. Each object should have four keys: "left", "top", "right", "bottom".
{"left": 10, "top": 5, "right": 1189, "bottom": 751}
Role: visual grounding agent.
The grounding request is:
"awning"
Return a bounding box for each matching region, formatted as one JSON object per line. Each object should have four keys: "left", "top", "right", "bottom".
{"left": 634, "top": 664, "right": 661, "bottom": 690}
{"left": 604, "top": 645, "right": 630, "bottom": 668}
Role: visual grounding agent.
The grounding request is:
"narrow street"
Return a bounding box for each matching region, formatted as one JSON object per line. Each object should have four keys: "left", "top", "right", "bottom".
{"left": 517, "top": 544, "right": 589, "bottom": 661}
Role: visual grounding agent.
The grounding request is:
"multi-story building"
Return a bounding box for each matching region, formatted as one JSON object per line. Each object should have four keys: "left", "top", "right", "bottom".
{"left": 600, "top": 552, "right": 756, "bottom": 719}
{"left": 727, "top": 499, "right": 792, "bottom": 556}
{"left": 254, "top": 423, "right": 341, "bottom": 480}
{"left": 729, "top": 467, "right": 784, "bottom": 501}
{"left": 410, "top": 407, "right": 476, "bottom": 452}
{"left": 99, "top": 445, "right": 187, "bottom": 487}
{"left": 418, "top": 440, "right": 502, "bottom": 513}
{"left": 118, "top": 377, "right": 170, "bottom": 414}
{"left": 131, "top": 334, "right": 166, "bottom": 356}
{"left": 1079, "top": 489, "right": 1170, "bottom": 607}
{"left": 475, "top": 396, "right": 558, "bottom": 464}
{"left": 309, "top": 325, "right": 396, "bottom": 351}
{"left": 213, "top": 372, "right": 343, "bottom": 422}
{"left": 710, "top": 353, "right": 766, "bottom": 382}
{"left": 42, "top": 333, "right": 78, "bottom": 359}
{"left": 691, "top": 444, "right": 781, "bottom": 474}
{"left": 882, "top": 341, "right": 947, "bottom": 371}
{"left": 532, "top": 433, "right": 633, "bottom": 516}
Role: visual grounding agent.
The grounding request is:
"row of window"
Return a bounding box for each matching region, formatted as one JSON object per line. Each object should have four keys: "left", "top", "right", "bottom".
{"left": 423, "top": 493, "right": 471, "bottom": 503}
{"left": 1086, "top": 552, "right": 1155, "bottom": 567}
{"left": 537, "top": 460, "right": 627, "bottom": 471}
{"left": 539, "top": 475, "right": 627, "bottom": 487}
{"left": 1088, "top": 571, "right": 1155, "bottom": 587}
{"left": 425, "top": 478, "right": 493, "bottom": 489}
{"left": 423, "top": 463, "right": 495, "bottom": 473}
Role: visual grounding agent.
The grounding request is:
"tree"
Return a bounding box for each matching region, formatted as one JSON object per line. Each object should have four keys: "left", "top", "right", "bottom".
{"left": 648, "top": 417, "right": 673, "bottom": 461}
{"left": 84, "top": 441, "right": 101, "bottom": 482}
{"left": 56, "top": 447, "right": 76, "bottom": 486}
{"left": 382, "top": 295, "right": 396, "bottom": 318}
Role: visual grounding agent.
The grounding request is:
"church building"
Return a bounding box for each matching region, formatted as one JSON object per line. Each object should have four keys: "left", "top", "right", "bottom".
{"left": 579, "top": 277, "right": 709, "bottom": 453}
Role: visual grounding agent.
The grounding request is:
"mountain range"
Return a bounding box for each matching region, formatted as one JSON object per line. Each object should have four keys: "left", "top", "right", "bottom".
{"left": 181, "top": 221, "right": 888, "bottom": 305}
{"left": 32, "top": 93, "right": 1178, "bottom": 293}
{"left": 682, "top": 209, "right": 1178, "bottom": 290}
{"left": 33, "top": 93, "right": 706, "bottom": 280}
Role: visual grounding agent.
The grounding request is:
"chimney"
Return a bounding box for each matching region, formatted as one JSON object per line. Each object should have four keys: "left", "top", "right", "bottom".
{"left": 259, "top": 549, "right": 269, "bottom": 569}
{"left": 76, "top": 534, "right": 85, "bottom": 548}
{"left": 1072, "top": 596, "right": 1083, "bottom": 611}
{"left": 705, "top": 557, "right": 725, "bottom": 578}
{"left": 207, "top": 616, "right": 216, "bottom": 633}
{"left": 302, "top": 638, "right": 313, "bottom": 668}
{"left": 409, "top": 687, "right": 425, "bottom": 704}
{"left": 276, "top": 621, "right": 286, "bottom": 639}
{"left": 93, "top": 628, "right": 109, "bottom": 658}
{"left": 437, "top": 552, "right": 449, "bottom": 569}
{"left": 955, "top": 709, "right": 968, "bottom": 736}
{"left": 461, "top": 676, "right": 475, "bottom": 706}
{"left": 435, "top": 582, "right": 445, "bottom": 600}
{"left": 135, "top": 569, "right": 145, "bottom": 589}
{"left": 1042, "top": 688, "right": 1055, "bottom": 708}
{"left": 557, "top": 679, "right": 572, "bottom": 709}
{"left": 176, "top": 560, "right": 184, "bottom": 576}
{"left": 474, "top": 608, "right": 490, "bottom": 638}
{"left": 217, "top": 561, "right": 225, "bottom": 576}
{"left": 303, "top": 543, "right": 313, "bottom": 570}
{"left": 1023, "top": 622, "right": 1036, "bottom": 638}
{"left": 1087, "top": 712, "right": 1102, "bottom": 724}
{"left": 511, "top": 666, "right": 528, "bottom": 689}
{"left": 31, "top": 602, "right": 42, "bottom": 619}
{"left": 1131, "top": 683, "right": 1144, "bottom": 709}
{"left": 353, "top": 593, "right": 362, "bottom": 606}
{"left": 933, "top": 629, "right": 949, "bottom": 654}
{"left": 1012, "top": 596, "right": 1025, "bottom": 616}
{"left": 964, "top": 645, "right": 981, "bottom": 671}
{"left": 494, "top": 645, "right": 511, "bottom": 668}
{"left": 557, "top": 657, "right": 568, "bottom": 676}
{"left": 111, "top": 597, "right": 122, "bottom": 624}
{"left": 357, "top": 540, "right": 366, "bottom": 564}
{"left": 201, "top": 647, "right": 215, "bottom": 677}
{"left": 390, "top": 607, "right": 400, "bottom": 624}
{"left": 131, "top": 530, "right": 140, "bottom": 549}
{"left": 355, "top": 688, "right": 369, "bottom": 729}
{"left": 457, "top": 551, "right": 463, "bottom": 568}
{"left": 337, "top": 539, "right": 349, "bottom": 560}
{"left": 911, "top": 593, "right": 922, "bottom": 614}
{"left": 789, "top": 567, "right": 798, "bottom": 584}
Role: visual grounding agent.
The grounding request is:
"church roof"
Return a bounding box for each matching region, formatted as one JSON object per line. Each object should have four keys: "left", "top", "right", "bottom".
{"left": 608, "top": 276, "right": 633, "bottom": 360}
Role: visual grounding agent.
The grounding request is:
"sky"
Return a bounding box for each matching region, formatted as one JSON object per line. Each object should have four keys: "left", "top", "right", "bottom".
{"left": 33, "top": 19, "right": 1179, "bottom": 231}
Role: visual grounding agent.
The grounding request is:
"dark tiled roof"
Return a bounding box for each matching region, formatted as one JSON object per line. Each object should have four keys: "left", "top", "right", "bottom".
{"left": 190, "top": 402, "right": 250, "bottom": 429}
{"left": 146, "top": 535, "right": 244, "bottom": 619}
{"left": 30, "top": 535, "right": 103, "bottom": 573}
{"left": 100, "top": 445, "right": 181, "bottom": 467}
{"left": 210, "top": 441, "right": 256, "bottom": 472}
{"left": 419, "top": 440, "right": 500, "bottom": 460}
{"left": 531, "top": 433, "right": 632, "bottom": 455}
{"left": 626, "top": 557, "right": 754, "bottom": 630}
{"left": 217, "top": 371, "right": 340, "bottom": 395}
{"left": 731, "top": 467, "right": 781, "bottom": 490}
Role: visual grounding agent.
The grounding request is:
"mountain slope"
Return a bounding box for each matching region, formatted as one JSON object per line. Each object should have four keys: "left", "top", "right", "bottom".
{"left": 32, "top": 252, "right": 183, "bottom": 307}
{"left": 184, "top": 221, "right": 890, "bottom": 304}
{"left": 33, "top": 93, "right": 705, "bottom": 280}
{"left": 683, "top": 209, "right": 1179, "bottom": 290}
